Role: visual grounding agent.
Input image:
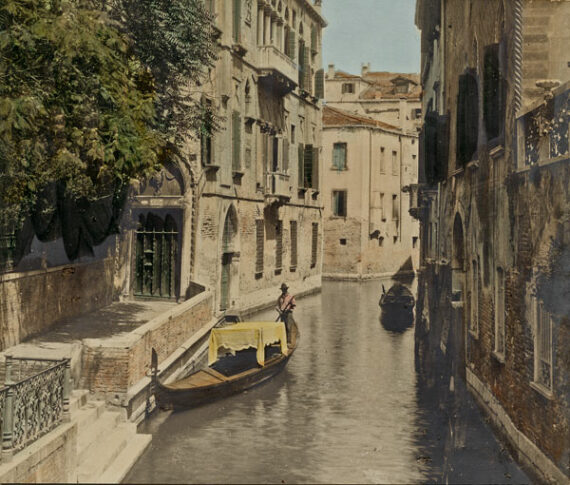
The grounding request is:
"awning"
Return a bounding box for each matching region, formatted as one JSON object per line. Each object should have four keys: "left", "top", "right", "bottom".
{"left": 208, "top": 321, "right": 288, "bottom": 366}
{"left": 258, "top": 83, "right": 285, "bottom": 131}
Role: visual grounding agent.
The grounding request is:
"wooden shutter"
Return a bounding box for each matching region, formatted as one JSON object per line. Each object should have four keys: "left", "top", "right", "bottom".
{"left": 232, "top": 111, "right": 241, "bottom": 171}
{"left": 312, "top": 146, "right": 319, "bottom": 191}
{"left": 288, "top": 30, "right": 296, "bottom": 61}
{"left": 290, "top": 221, "right": 297, "bottom": 268}
{"left": 311, "top": 27, "right": 317, "bottom": 54}
{"left": 304, "top": 46, "right": 312, "bottom": 93}
{"left": 298, "top": 43, "right": 305, "bottom": 88}
{"left": 255, "top": 220, "right": 264, "bottom": 274}
{"left": 304, "top": 144, "right": 313, "bottom": 188}
{"left": 283, "top": 138, "right": 290, "bottom": 172}
{"left": 311, "top": 223, "right": 318, "bottom": 267}
{"left": 275, "top": 220, "right": 283, "bottom": 271}
{"left": 298, "top": 143, "right": 304, "bottom": 187}
{"left": 233, "top": 0, "right": 241, "bottom": 43}
{"left": 315, "top": 69, "right": 325, "bottom": 99}
{"left": 484, "top": 44, "right": 501, "bottom": 139}
{"left": 456, "top": 71, "right": 478, "bottom": 166}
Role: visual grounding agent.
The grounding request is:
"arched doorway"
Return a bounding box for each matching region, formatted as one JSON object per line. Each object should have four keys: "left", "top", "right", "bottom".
{"left": 220, "top": 206, "right": 239, "bottom": 311}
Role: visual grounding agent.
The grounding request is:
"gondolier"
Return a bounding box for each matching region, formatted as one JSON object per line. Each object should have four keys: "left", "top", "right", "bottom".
{"left": 277, "top": 283, "right": 296, "bottom": 343}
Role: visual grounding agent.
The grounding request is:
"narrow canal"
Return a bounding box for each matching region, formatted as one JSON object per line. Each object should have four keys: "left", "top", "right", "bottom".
{"left": 125, "top": 280, "right": 529, "bottom": 484}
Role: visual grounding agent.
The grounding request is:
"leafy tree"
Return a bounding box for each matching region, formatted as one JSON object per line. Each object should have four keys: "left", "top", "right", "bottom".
{"left": 103, "top": 0, "right": 219, "bottom": 152}
{"left": 0, "top": 0, "right": 162, "bottom": 227}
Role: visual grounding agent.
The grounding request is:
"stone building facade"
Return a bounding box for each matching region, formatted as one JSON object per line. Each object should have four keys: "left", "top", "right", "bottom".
{"left": 321, "top": 67, "right": 421, "bottom": 278}
{"left": 322, "top": 106, "right": 419, "bottom": 277}
{"left": 187, "top": 0, "right": 327, "bottom": 311}
{"left": 414, "top": 0, "right": 570, "bottom": 482}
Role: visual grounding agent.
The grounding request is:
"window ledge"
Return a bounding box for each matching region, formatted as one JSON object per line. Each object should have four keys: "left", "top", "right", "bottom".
{"left": 330, "top": 167, "right": 347, "bottom": 171}
{"left": 289, "top": 266, "right": 297, "bottom": 272}
{"left": 274, "top": 268, "right": 282, "bottom": 275}
{"left": 469, "top": 329, "right": 479, "bottom": 340}
{"left": 255, "top": 272, "right": 263, "bottom": 279}
{"left": 232, "top": 170, "right": 245, "bottom": 179}
{"left": 489, "top": 144, "right": 505, "bottom": 159}
{"left": 204, "top": 164, "right": 220, "bottom": 172}
{"left": 492, "top": 350, "right": 505, "bottom": 364}
{"left": 231, "top": 43, "right": 247, "bottom": 57}
{"left": 530, "top": 381, "right": 554, "bottom": 400}
{"left": 467, "top": 160, "right": 480, "bottom": 171}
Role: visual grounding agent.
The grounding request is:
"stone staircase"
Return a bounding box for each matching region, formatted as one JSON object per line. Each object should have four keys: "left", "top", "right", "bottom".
{"left": 70, "top": 391, "right": 151, "bottom": 483}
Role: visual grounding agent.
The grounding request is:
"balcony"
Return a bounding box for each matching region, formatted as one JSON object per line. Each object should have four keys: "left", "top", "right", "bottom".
{"left": 264, "top": 172, "right": 291, "bottom": 205}
{"left": 258, "top": 46, "right": 298, "bottom": 95}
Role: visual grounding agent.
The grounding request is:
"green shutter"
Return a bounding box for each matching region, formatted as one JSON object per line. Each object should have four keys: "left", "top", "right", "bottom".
{"left": 232, "top": 111, "right": 241, "bottom": 171}
{"left": 298, "top": 143, "right": 304, "bottom": 187}
{"left": 288, "top": 30, "right": 296, "bottom": 60}
{"left": 312, "top": 146, "right": 319, "bottom": 191}
{"left": 304, "top": 47, "right": 312, "bottom": 93}
{"left": 311, "top": 27, "right": 317, "bottom": 53}
{"left": 298, "top": 43, "right": 305, "bottom": 88}
{"left": 283, "top": 138, "right": 290, "bottom": 172}
{"left": 304, "top": 144, "right": 313, "bottom": 188}
{"left": 315, "top": 69, "right": 324, "bottom": 99}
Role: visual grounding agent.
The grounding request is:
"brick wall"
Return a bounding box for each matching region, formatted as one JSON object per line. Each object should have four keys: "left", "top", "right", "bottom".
{"left": 0, "top": 259, "right": 115, "bottom": 351}
{"left": 80, "top": 293, "right": 213, "bottom": 394}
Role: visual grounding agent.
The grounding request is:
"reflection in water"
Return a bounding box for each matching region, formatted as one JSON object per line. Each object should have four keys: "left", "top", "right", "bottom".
{"left": 125, "top": 280, "right": 528, "bottom": 484}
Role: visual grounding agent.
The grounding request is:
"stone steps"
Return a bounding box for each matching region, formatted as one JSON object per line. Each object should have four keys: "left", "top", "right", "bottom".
{"left": 71, "top": 391, "right": 151, "bottom": 483}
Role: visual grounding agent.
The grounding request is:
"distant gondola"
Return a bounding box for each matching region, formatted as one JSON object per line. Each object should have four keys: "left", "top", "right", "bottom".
{"left": 379, "top": 282, "right": 415, "bottom": 312}
{"left": 151, "top": 312, "right": 298, "bottom": 411}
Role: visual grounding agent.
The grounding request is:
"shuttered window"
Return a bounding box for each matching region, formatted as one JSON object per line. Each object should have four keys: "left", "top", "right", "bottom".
{"left": 311, "top": 223, "right": 318, "bottom": 268}
{"left": 290, "top": 221, "right": 297, "bottom": 269}
{"left": 534, "top": 299, "right": 553, "bottom": 391}
{"left": 303, "top": 46, "right": 312, "bottom": 94}
{"left": 283, "top": 139, "right": 290, "bottom": 172}
{"left": 200, "top": 100, "right": 213, "bottom": 166}
{"left": 233, "top": 0, "right": 241, "bottom": 43}
{"left": 333, "top": 143, "right": 347, "bottom": 170}
{"left": 255, "top": 220, "right": 264, "bottom": 276}
{"left": 315, "top": 69, "right": 325, "bottom": 99}
{"left": 311, "top": 26, "right": 317, "bottom": 53}
{"left": 303, "top": 144, "right": 313, "bottom": 188}
{"left": 232, "top": 111, "right": 241, "bottom": 171}
{"left": 392, "top": 194, "right": 399, "bottom": 220}
{"left": 484, "top": 43, "right": 506, "bottom": 141}
{"left": 494, "top": 268, "right": 505, "bottom": 356}
{"left": 287, "top": 30, "right": 296, "bottom": 61}
{"left": 456, "top": 70, "right": 479, "bottom": 167}
{"left": 0, "top": 225, "right": 16, "bottom": 273}
{"left": 275, "top": 220, "right": 283, "bottom": 273}
{"left": 298, "top": 42, "right": 305, "bottom": 89}
{"left": 298, "top": 143, "right": 304, "bottom": 187}
{"left": 332, "top": 191, "right": 347, "bottom": 217}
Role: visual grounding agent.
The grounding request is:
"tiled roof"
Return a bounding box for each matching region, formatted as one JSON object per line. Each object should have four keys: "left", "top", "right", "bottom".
{"left": 322, "top": 105, "right": 400, "bottom": 132}
{"left": 332, "top": 70, "right": 361, "bottom": 79}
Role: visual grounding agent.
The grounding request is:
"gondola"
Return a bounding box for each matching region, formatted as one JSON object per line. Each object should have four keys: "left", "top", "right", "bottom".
{"left": 151, "top": 312, "right": 298, "bottom": 411}
{"left": 379, "top": 282, "right": 415, "bottom": 312}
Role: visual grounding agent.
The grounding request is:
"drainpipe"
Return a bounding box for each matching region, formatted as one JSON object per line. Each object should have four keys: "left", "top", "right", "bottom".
{"left": 399, "top": 134, "right": 403, "bottom": 242}
{"left": 513, "top": 0, "right": 524, "bottom": 115}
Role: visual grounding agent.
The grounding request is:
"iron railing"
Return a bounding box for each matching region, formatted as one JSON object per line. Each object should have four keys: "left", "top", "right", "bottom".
{"left": 1, "top": 356, "right": 70, "bottom": 460}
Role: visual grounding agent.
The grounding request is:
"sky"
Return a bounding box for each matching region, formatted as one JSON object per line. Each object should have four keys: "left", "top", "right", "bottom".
{"left": 322, "top": 0, "right": 421, "bottom": 75}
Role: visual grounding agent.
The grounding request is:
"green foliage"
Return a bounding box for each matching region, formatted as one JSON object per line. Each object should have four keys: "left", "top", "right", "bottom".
{"left": 0, "top": 0, "right": 164, "bottom": 226}
{"left": 104, "top": 0, "right": 220, "bottom": 149}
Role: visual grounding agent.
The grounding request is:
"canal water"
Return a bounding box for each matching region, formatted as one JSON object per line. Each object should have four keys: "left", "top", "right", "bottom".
{"left": 125, "top": 280, "right": 529, "bottom": 484}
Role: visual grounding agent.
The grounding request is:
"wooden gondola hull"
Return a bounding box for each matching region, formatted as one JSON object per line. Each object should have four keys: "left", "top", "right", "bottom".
{"left": 152, "top": 321, "right": 298, "bottom": 411}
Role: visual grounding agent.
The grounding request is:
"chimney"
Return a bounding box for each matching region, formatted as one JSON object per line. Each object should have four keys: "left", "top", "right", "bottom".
{"left": 361, "top": 63, "right": 371, "bottom": 76}
{"left": 327, "top": 64, "right": 335, "bottom": 79}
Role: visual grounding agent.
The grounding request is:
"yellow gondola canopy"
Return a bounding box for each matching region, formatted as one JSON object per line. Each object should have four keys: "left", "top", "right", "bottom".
{"left": 208, "top": 321, "right": 288, "bottom": 367}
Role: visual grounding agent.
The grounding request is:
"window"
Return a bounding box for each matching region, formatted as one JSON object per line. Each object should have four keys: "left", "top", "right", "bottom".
{"left": 342, "top": 83, "right": 355, "bottom": 94}
{"left": 339, "top": 238, "right": 347, "bottom": 245}
{"left": 380, "top": 193, "right": 385, "bottom": 220}
{"left": 232, "top": 0, "right": 241, "bottom": 43}
{"left": 232, "top": 111, "right": 241, "bottom": 172}
{"left": 378, "top": 237, "right": 384, "bottom": 247}
{"left": 311, "top": 223, "right": 318, "bottom": 268}
{"left": 299, "top": 144, "right": 319, "bottom": 189}
{"left": 483, "top": 43, "right": 506, "bottom": 141}
{"left": 275, "top": 221, "right": 283, "bottom": 274}
{"left": 290, "top": 221, "right": 297, "bottom": 270}
{"left": 392, "top": 194, "right": 399, "bottom": 220}
{"left": 291, "top": 124, "right": 296, "bottom": 144}
{"left": 413, "top": 237, "right": 418, "bottom": 249}
{"left": 333, "top": 143, "right": 347, "bottom": 170}
{"left": 332, "top": 190, "right": 347, "bottom": 217}
{"left": 494, "top": 268, "right": 505, "bottom": 357}
{"left": 471, "top": 259, "right": 479, "bottom": 335}
{"left": 533, "top": 297, "right": 553, "bottom": 392}
{"left": 380, "top": 147, "right": 385, "bottom": 173}
{"left": 315, "top": 69, "right": 325, "bottom": 99}
{"left": 135, "top": 213, "right": 178, "bottom": 299}
{"left": 395, "top": 82, "right": 409, "bottom": 94}
{"left": 456, "top": 70, "right": 479, "bottom": 167}
{"left": 392, "top": 150, "right": 398, "bottom": 175}
{"left": 255, "top": 220, "right": 264, "bottom": 276}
